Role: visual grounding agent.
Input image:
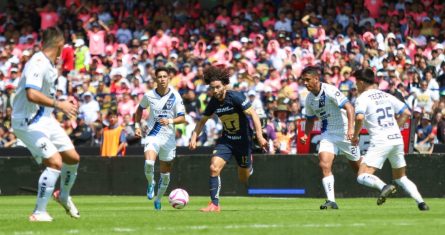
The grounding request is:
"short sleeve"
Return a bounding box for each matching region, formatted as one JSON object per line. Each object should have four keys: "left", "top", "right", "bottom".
{"left": 326, "top": 85, "right": 349, "bottom": 108}
{"left": 389, "top": 94, "right": 408, "bottom": 115}
{"left": 24, "top": 59, "right": 46, "bottom": 91}
{"left": 232, "top": 91, "right": 252, "bottom": 111}
{"left": 355, "top": 96, "right": 367, "bottom": 115}
{"left": 305, "top": 97, "right": 315, "bottom": 119}
{"left": 139, "top": 94, "right": 150, "bottom": 109}
{"left": 203, "top": 98, "right": 217, "bottom": 117}
{"left": 175, "top": 93, "right": 186, "bottom": 116}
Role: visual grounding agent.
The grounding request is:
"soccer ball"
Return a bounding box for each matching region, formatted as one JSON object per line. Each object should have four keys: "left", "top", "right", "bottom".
{"left": 168, "top": 188, "right": 189, "bottom": 209}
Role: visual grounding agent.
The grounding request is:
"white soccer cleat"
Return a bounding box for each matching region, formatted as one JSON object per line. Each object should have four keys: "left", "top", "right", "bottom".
{"left": 53, "top": 190, "right": 80, "bottom": 219}
{"left": 29, "top": 212, "right": 53, "bottom": 222}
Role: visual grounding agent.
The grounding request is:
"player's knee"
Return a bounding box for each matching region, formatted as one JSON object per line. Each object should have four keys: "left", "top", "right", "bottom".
{"left": 209, "top": 164, "right": 221, "bottom": 175}
{"left": 319, "top": 161, "right": 331, "bottom": 170}
{"left": 70, "top": 152, "right": 80, "bottom": 164}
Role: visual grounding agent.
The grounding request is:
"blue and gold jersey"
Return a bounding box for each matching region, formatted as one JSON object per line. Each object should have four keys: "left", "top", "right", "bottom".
{"left": 203, "top": 90, "right": 253, "bottom": 142}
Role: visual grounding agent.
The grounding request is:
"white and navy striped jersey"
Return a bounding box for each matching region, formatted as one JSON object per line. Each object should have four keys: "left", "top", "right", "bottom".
{"left": 139, "top": 86, "right": 185, "bottom": 137}
{"left": 305, "top": 83, "right": 349, "bottom": 137}
{"left": 355, "top": 89, "right": 407, "bottom": 145}
{"left": 12, "top": 52, "right": 58, "bottom": 122}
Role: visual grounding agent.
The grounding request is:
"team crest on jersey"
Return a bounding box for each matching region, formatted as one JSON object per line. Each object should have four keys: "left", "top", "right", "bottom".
{"left": 163, "top": 93, "right": 176, "bottom": 110}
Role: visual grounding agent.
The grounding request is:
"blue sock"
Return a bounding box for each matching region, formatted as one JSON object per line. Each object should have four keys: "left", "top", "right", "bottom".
{"left": 209, "top": 176, "right": 221, "bottom": 206}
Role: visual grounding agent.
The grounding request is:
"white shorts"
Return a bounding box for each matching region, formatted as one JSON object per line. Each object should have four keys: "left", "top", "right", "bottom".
{"left": 363, "top": 144, "right": 406, "bottom": 169}
{"left": 142, "top": 135, "right": 176, "bottom": 162}
{"left": 318, "top": 136, "right": 361, "bottom": 161}
{"left": 12, "top": 117, "right": 74, "bottom": 164}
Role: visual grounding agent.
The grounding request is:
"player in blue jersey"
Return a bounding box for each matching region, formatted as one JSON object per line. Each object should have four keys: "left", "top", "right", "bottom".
{"left": 189, "top": 66, "right": 268, "bottom": 212}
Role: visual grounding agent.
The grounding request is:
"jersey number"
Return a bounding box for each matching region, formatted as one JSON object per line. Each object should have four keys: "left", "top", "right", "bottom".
{"left": 376, "top": 107, "right": 394, "bottom": 127}
{"left": 220, "top": 113, "right": 240, "bottom": 134}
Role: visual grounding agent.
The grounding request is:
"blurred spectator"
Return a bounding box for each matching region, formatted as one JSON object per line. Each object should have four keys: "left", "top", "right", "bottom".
{"left": 122, "top": 113, "right": 139, "bottom": 146}
{"left": 79, "top": 92, "right": 100, "bottom": 125}
{"left": 415, "top": 113, "right": 435, "bottom": 153}
{"left": 100, "top": 110, "right": 127, "bottom": 157}
{"left": 74, "top": 39, "right": 90, "bottom": 72}
{"left": 70, "top": 115, "right": 93, "bottom": 146}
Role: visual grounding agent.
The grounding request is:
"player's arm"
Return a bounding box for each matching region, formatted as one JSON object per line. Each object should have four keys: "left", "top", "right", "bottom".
{"left": 134, "top": 105, "right": 145, "bottom": 138}
{"left": 189, "top": 115, "right": 211, "bottom": 150}
{"left": 244, "top": 107, "right": 268, "bottom": 151}
{"left": 27, "top": 90, "right": 78, "bottom": 118}
{"left": 396, "top": 107, "right": 411, "bottom": 129}
{"left": 343, "top": 101, "right": 355, "bottom": 140}
{"left": 352, "top": 113, "right": 364, "bottom": 146}
{"left": 134, "top": 94, "right": 151, "bottom": 137}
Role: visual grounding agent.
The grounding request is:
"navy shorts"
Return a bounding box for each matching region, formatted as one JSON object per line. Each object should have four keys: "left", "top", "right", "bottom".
{"left": 212, "top": 138, "right": 253, "bottom": 168}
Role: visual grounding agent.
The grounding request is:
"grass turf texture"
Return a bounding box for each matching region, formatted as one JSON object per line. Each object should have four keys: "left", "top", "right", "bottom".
{"left": 1, "top": 196, "right": 444, "bottom": 235}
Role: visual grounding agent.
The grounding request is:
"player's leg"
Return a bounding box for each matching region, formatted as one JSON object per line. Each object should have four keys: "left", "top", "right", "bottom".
{"left": 154, "top": 146, "right": 175, "bottom": 210}
{"left": 200, "top": 156, "right": 226, "bottom": 212}
{"left": 318, "top": 139, "right": 337, "bottom": 209}
{"left": 236, "top": 150, "right": 253, "bottom": 185}
{"left": 13, "top": 125, "right": 61, "bottom": 221}
{"left": 144, "top": 150, "right": 158, "bottom": 200}
{"left": 49, "top": 120, "right": 81, "bottom": 218}
{"left": 389, "top": 146, "right": 429, "bottom": 210}
{"left": 357, "top": 145, "right": 396, "bottom": 205}
{"left": 143, "top": 137, "right": 160, "bottom": 200}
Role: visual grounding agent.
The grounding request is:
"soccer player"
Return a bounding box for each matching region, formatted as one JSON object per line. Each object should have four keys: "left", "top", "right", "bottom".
{"left": 11, "top": 27, "right": 80, "bottom": 221}
{"left": 299, "top": 66, "right": 361, "bottom": 210}
{"left": 352, "top": 68, "right": 429, "bottom": 211}
{"left": 134, "top": 67, "right": 186, "bottom": 210}
{"left": 189, "top": 66, "right": 268, "bottom": 212}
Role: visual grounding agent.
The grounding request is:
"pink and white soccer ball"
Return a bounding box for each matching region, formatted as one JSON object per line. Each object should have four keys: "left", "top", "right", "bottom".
{"left": 168, "top": 188, "right": 189, "bottom": 209}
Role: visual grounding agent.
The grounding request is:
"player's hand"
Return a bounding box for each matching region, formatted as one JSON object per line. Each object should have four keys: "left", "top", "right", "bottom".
{"left": 257, "top": 136, "right": 268, "bottom": 152}
{"left": 351, "top": 136, "right": 359, "bottom": 146}
{"left": 58, "top": 100, "right": 78, "bottom": 119}
{"left": 346, "top": 130, "right": 354, "bottom": 140}
{"left": 189, "top": 137, "right": 197, "bottom": 150}
{"left": 134, "top": 128, "right": 142, "bottom": 138}
{"left": 300, "top": 134, "right": 308, "bottom": 144}
{"left": 159, "top": 118, "right": 171, "bottom": 126}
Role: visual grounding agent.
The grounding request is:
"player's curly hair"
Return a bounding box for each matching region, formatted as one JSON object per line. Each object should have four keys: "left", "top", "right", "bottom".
{"left": 203, "top": 66, "right": 230, "bottom": 85}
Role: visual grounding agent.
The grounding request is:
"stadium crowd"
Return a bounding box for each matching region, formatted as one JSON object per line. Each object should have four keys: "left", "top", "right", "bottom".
{"left": 0, "top": 0, "right": 444, "bottom": 154}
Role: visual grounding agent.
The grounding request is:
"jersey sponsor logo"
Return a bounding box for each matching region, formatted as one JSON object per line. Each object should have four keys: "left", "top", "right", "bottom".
{"left": 216, "top": 106, "right": 234, "bottom": 113}
{"left": 335, "top": 91, "right": 341, "bottom": 96}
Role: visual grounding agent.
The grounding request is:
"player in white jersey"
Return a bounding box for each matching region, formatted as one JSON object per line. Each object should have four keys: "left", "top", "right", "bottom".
{"left": 299, "top": 66, "right": 361, "bottom": 210}
{"left": 11, "top": 27, "right": 81, "bottom": 221}
{"left": 352, "top": 68, "right": 429, "bottom": 211}
{"left": 134, "top": 67, "right": 186, "bottom": 210}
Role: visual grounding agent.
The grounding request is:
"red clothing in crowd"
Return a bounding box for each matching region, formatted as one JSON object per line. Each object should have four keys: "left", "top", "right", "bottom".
{"left": 61, "top": 44, "right": 75, "bottom": 73}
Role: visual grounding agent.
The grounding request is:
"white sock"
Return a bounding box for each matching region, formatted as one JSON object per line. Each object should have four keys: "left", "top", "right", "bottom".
{"left": 156, "top": 173, "right": 170, "bottom": 200}
{"left": 357, "top": 173, "right": 386, "bottom": 190}
{"left": 322, "top": 175, "right": 335, "bottom": 202}
{"left": 144, "top": 160, "right": 155, "bottom": 185}
{"left": 60, "top": 163, "right": 79, "bottom": 203}
{"left": 35, "top": 167, "right": 60, "bottom": 213}
{"left": 395, "top": 176, "right": 424, "bottom": 204}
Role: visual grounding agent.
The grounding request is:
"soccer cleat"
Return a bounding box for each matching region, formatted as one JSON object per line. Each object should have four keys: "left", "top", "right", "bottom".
{"left": 200, "top": 202, "right": 221, "bottom": 212}
{"left": 53, "top": 190, "right": 80, "bottom": 218}
{"left": 418, "top": 202, "right": 430, "bottom": 211}
{"left": 29, "top": 212, "right": 53, "bottom": 222}
{"left": 320, "top": 200, "right": 339, "bottom": 210}
{"left": 154, "top": 199, "right": 161, "bottom": 211}
{"left": 147, "top": 182, "right": 155, "bottom": 200}
{"left": 377, "top": 184, "right": 397, "bottom": 206}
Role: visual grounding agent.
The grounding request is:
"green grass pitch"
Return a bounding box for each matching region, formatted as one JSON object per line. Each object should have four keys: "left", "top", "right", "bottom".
{"left": 1, "top": 196, "right": 444, "bottom": 235}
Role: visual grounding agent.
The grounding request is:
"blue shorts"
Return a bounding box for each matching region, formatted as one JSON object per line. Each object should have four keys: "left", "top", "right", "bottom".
{"left": 212, "top": 138, "right": 253, "bottom": 168}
